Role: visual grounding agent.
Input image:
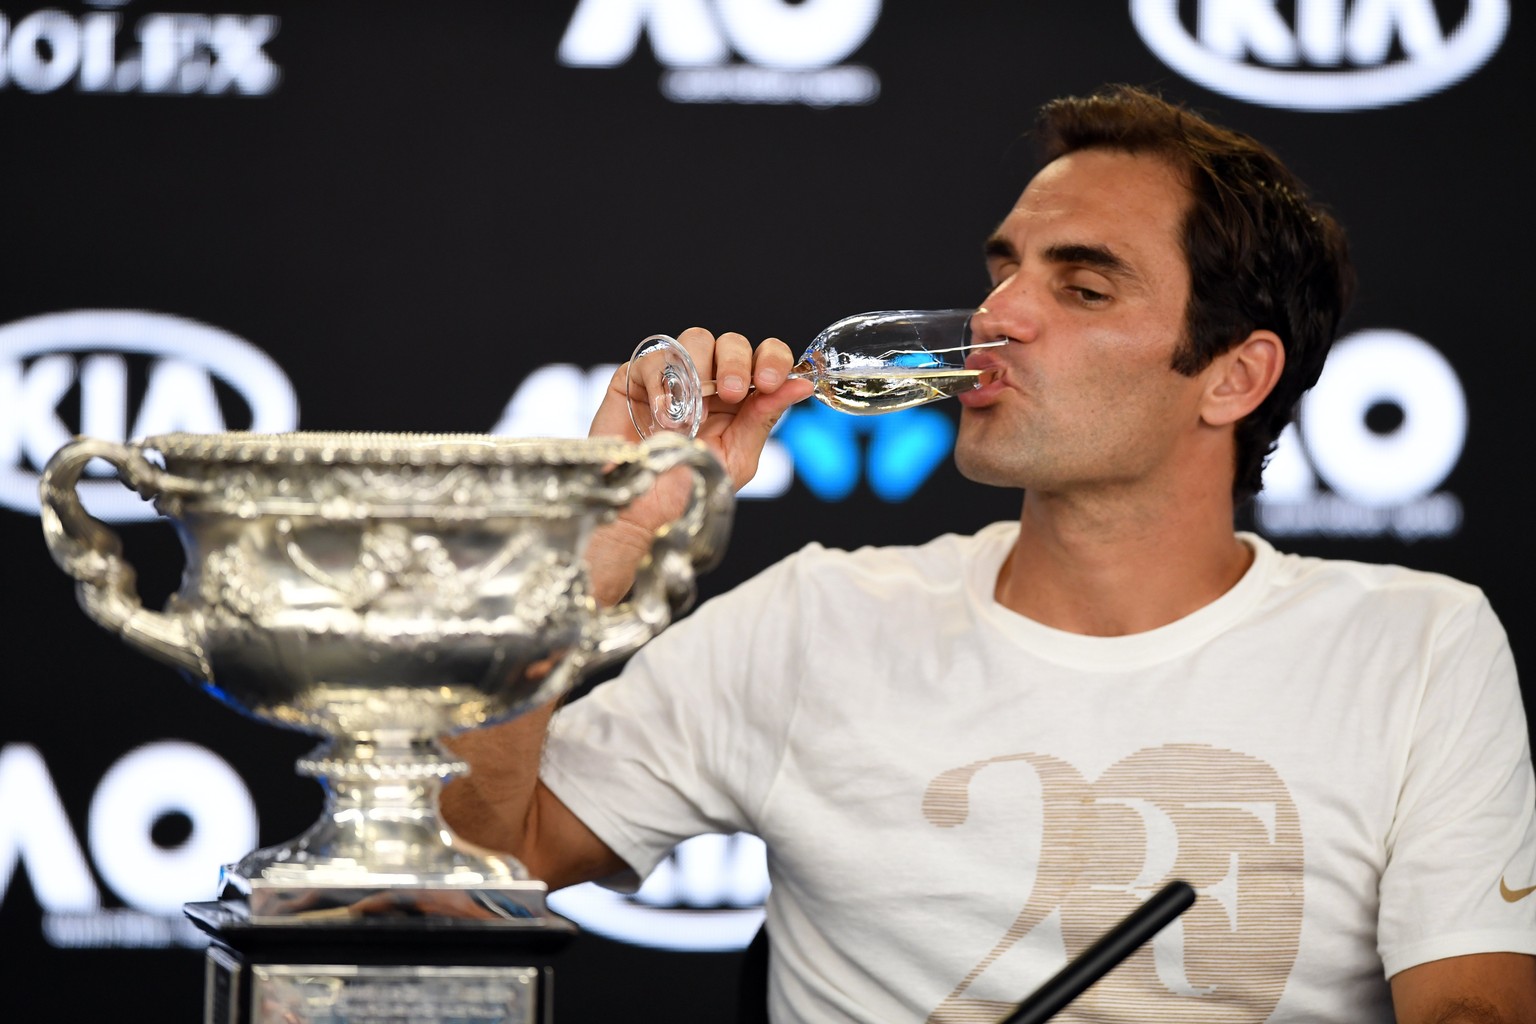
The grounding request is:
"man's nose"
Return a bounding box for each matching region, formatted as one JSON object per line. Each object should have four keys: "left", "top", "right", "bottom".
{"left": 970, "top": 281, "right": 1038, "bottom": 344}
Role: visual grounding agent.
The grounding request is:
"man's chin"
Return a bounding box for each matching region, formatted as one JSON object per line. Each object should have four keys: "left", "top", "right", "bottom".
{"left": 953, "top": 446, "right": 1019, "bottom": 489}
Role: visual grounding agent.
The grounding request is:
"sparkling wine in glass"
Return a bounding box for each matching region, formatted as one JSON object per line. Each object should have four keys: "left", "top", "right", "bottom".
{"left": 626, "top": 308, "right": 1001, "bottom": 439}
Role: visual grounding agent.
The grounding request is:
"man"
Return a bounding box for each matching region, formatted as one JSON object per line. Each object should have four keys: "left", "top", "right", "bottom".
{"left": 445, "top": 86, "right": 1536, "bottom": 1022}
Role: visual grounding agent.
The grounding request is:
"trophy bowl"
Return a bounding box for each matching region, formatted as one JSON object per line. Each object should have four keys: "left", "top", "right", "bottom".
{"left": 39, "top": 431, "right": 733, "bottom": 926}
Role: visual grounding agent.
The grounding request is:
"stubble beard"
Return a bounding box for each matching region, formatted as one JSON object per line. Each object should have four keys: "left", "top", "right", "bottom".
{"left": 954, "top": 409, "right": 1034, "bottom": 489}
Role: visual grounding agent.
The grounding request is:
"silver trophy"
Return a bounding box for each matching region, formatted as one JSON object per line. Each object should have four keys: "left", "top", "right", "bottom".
{"left": 38, "top": 430, "right": 734, "bottom": 1022}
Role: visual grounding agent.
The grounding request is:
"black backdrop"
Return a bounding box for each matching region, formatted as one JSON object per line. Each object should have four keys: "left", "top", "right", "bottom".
{"left": 2, "top": 2, "right": 1531, "bottom": 1020}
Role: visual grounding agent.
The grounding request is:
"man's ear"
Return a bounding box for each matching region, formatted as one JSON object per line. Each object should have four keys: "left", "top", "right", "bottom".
{"left": 1201, "top": 329, "right": 1285, "bottom": 427}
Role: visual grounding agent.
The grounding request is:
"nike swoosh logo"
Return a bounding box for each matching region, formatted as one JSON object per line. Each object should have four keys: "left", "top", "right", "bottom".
{"left": 1500, "top": 877, "right": 1536, "bottom": 902}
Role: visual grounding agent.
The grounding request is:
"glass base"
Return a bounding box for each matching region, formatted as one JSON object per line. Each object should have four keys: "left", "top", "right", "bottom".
{"left": 627, "top": 334, "right": 705, "bottom": 438}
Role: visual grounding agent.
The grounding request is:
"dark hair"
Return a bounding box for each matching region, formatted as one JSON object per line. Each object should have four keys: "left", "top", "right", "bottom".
{"left": 1036, "top": 85, "right": 1356, "bottom": 504}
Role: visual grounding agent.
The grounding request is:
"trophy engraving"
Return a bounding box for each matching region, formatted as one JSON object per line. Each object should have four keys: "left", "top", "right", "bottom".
{"left": 39, "top": 430, "right": 735, "bottom": 1022}
{"left": 246, "top": 964, "right": 539, "bottom": 1024}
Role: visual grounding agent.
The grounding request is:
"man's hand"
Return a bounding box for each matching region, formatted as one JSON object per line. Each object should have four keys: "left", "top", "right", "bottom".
{"left": 592, "top": 327, "right": 812, "bottom": 482}
{"left": 587, "top": 328, "right": 813, "bottom": 604}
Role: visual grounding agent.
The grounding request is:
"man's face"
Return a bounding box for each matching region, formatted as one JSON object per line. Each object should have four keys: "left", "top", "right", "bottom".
{"left": 954, "top": 148, "right": 1210, "bottom": 498}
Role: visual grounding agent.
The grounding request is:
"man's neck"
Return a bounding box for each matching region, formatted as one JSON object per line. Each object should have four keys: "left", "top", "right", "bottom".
{"left": 995, "top": 486, "right": 1252, "bottom": 637}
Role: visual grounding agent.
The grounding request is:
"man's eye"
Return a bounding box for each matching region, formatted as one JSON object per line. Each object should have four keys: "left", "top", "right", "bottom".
{"left": 1069, "top": 286, "right": 1110, "bottom": 305}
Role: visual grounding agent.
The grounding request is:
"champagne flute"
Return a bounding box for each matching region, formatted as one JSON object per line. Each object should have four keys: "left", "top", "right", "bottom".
{"left": 625, "top": 308, "right": 1001, "bottom": 439}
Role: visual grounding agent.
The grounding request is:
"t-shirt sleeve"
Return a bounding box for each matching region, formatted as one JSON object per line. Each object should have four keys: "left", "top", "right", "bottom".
{"left": 1377, "top": 593, "right": 1536, "bottom": 976}
{"left": 539, "top": 549, "right": 812, "bottom": 889}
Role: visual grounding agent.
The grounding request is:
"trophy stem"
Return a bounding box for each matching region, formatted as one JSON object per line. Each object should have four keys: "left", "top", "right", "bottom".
{"left": 296, "top": 733, "right": 469, "bottom": 791}
{"left": 294, "top": 734, "right": 478, "bottom": 866}
{"left": 216, "top": 735, "right": 552, "bottom": 924}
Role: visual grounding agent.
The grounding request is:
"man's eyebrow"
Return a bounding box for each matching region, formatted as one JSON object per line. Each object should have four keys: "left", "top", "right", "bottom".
{"left": 1042, "top": 242, "right": 1140, "bottom": 282}
{"left": 984, "top": 236, "right": 1143, "bottom": 285}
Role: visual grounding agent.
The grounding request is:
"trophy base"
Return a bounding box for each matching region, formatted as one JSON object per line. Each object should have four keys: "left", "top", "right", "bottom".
{"left": 187, "top": 901, "right": 578, "bottom": 1024}
{"left": 217, "top": 735, "right": 555, "bottom": 926}
{"left": 224, "top": 876, "right": 560, "bottom": 926}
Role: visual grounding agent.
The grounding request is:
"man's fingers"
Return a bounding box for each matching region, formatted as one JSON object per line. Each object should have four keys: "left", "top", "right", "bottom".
{"left": 596, "top": 361, "right": 644, "bottom": 441}
{"left": 751, "top": 337, "right": 798, "bottom": 394}
{"left": 735, "top": 376, "right": 814, "bottom": 448}
{"left": 599, "top": 327, "right": 809, "bottom": 461}
{"left": 712, "top": 332, "right": 755, "bottom": 401}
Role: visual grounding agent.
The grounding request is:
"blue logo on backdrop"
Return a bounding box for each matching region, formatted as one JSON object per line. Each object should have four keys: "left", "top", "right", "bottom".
{"left": 494, "top": 363, "right": 953, "bottom": 502}
{"left": 775, "top": 403, "right": 952, "bottom": 502}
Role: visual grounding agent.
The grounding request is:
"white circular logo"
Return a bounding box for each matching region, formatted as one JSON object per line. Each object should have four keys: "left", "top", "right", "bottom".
{"left": 0, "top": 310, "right": 299, "bottom": 520}
{"left": 1131, "top": 0, "right": 1508, "bottom": 111}
{"left": 547, "top": 832, "right": 769, "bottom": 952}
{"left": 1298, "top": 328, "right": 1467, "bottom": 506}
{"left": 715, "top": 0, "right": 882, "bottom": 70}
{"left": 1257, "top": 327, "right": 1469, "bottom": 544}
{"left": 87, "top": 741, "right": 259, "bottom": 915}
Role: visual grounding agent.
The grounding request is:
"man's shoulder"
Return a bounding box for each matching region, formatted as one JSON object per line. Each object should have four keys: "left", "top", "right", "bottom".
{"left": 1253, "top": 534, "right": 1494, "bottom": 623}
{"left": 783, "top": 520, "right": 1017, "bottom": 581}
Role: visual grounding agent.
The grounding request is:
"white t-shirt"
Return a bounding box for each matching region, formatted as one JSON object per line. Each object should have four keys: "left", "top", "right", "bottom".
{"left": 542, "top": 524, "right": 1536, "bottom": 1023}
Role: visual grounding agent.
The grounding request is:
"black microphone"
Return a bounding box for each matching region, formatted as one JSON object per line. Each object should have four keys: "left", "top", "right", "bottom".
{"left": 994, "top": 880, "right": 1197, "bottom": 1024}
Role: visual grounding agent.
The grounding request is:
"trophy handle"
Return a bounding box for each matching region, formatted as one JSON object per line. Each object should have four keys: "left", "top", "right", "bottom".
{"left": 527, "top": 435, "right": 735, "bottom": 707}
{"left": 38, "top": 437, "right": 213, "bottom": 679}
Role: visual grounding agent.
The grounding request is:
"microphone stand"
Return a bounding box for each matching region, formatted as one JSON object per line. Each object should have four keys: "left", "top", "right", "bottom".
{"left": 994, "top": 881, "right": 1196, "bottom": 1024}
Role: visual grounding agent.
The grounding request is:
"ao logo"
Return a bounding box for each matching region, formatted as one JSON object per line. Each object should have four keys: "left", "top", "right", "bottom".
{"left": 559, "top": 0, "right": 882, "bottom": 106}
{"left": 0, "top": 310, "right": 299, "bottom": 521}
{"left": 548, "top": 832, "right": 769, "bottom": 952}
{"left": 0, "top": 742, "right": 258, "bottom": 943}
{"left": 1131, "top": 0, "right": 1509, "bottom": 111}
{"left": 561, "top": 0, "right": 879, "bottom": 69}
{"left": 1258, "top": 329, "right": 1467, "bottom": 538}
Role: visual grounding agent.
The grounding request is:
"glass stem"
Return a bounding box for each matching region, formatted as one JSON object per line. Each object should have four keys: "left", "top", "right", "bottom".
{"left": 700, "top": 359, "right": 816, "bottom": 397}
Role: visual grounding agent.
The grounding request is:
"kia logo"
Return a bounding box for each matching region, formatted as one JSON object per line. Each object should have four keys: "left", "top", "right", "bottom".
{"left": 1131, "top": 0, "right": 1509, "bottom": 111}
{"left": 0, "top": 310, "right": 299, "bottom": 520}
